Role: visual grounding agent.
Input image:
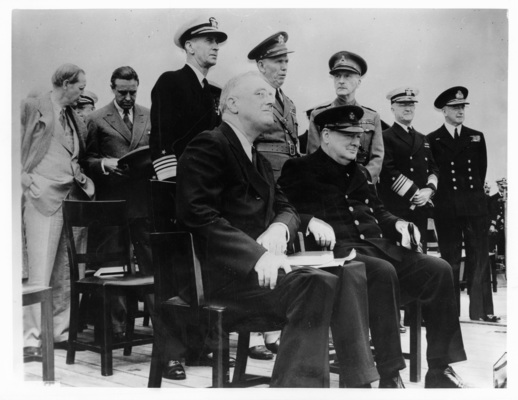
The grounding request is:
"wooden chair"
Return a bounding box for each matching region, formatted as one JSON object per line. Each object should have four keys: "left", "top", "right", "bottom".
{"left": 22, "top": 284, "right": 54, "bottom": 382}
{"left": 62, "top": 200, "right": 154, "bottom": 376}
{"left": 147, "top": 231, "right": 284, "bottom": 388}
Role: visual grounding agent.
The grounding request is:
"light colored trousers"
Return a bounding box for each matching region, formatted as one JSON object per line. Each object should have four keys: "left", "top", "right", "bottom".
{"left": 22, "top": 193, "right": 86, "bottom": 347}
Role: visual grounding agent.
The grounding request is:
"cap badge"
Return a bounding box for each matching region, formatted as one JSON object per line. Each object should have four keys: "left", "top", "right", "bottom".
{"left": 405, "top": 89, "right": 413, "bottom": 96}
{"left": 349, "top": 112, "right": 356, "bottom": 121}
{"left": 209, "top": 17, "right": 218, "bottom": 28}
{"left": 339, "top": 55, "right": 347, "bottom": 65}
{"left": 456, "top": 90, "right": 464, "bottom": 100}
{"left": 277, "top": 34, "right": 285, "bottom": 44}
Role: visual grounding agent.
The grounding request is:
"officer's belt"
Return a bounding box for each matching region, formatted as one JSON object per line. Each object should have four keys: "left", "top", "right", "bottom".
{"left": 256, "top": 142, "right": 297, "bottom": 156}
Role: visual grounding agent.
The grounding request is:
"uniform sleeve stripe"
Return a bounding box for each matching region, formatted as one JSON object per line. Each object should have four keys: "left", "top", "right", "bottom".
{"left": 391, "top": 174, "right": 414, "bottom": 197}
{"left": 153, "top": 155, "right": 177, "bottom": 180}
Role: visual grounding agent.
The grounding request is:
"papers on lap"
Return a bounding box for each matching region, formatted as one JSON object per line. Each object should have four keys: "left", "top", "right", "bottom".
{"left": 288, "top": 249, "right": 357, "bottom": 268}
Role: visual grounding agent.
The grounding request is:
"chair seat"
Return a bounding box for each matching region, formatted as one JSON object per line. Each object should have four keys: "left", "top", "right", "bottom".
{"left": 78, "top": 275, "right": 154, "bottom": 287}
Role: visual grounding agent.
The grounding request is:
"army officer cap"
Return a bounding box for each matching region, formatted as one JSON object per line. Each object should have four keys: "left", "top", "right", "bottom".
{"left": 248, "top": 31, "right": 294, "bottom": 60}
{"left": 328, "top": 51, "right": 368, "bottom": 77}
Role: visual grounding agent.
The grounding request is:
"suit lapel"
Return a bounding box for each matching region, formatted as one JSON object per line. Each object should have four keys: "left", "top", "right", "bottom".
{"left": 220, "top": 123, "right": 271, "bottom": 204}
{"left": 410, "top": 129, "right": 424, "bottom": 155}
{"left": 393, "top": 123, "right": 413, "bottom": 148}
{"left": 129, "top": 105, "right": 146, "bottom": 151}
{"left": 434, "top": 125, "right": 456, "bottom": 152}
{"left": 103, "top": 102, "right": 132, "bottom": 144}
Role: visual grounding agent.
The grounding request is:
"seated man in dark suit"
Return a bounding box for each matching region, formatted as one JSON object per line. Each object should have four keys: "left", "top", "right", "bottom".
{"left": 176, "top": 71, "right": 379, "bottom": 387}
{"left": 278, "top": 105, "right": 468, "bottom": 389}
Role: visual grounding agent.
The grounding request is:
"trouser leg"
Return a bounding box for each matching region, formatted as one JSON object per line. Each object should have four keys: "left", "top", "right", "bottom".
{"left": 329, "top": 262, "right": 380, "bottom": 386}
{"left": 355, "top": 255, "right": 405, "bottom": 378}
{"left": 464, "top": 215, "right": 494, "bottom": 318}
{"left": 396, "top": 251, "right": 467, "bottom": 367}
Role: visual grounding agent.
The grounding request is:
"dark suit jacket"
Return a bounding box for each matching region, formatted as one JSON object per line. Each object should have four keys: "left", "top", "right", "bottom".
{"left": 278, "top": 148, "right": 407, "bottom": 261}
{"left": 378, "top": 123, "right": 439, "bottom": 217}
{"left": 149, "top": 65, "right": 221, "bottom": 179}
{"left": 176, "top": 122, "right": 300, "bottom": 296}
{"left": 427, "top": 124, "right": 487, "bottom": 218}
{"left": 84, "top": 101, "right": 151, "bottom": 217}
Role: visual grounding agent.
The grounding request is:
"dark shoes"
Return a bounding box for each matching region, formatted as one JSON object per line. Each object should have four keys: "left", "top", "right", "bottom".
{"left": 379, "top": 373, "right": 405, "bottom": 388}
{"left": 471, "top": 315, "right": 501, "bottom": 323}
{"left": 248, "top": 345, "right": 274, "bottom": 360}
{"left": 23, "top": 346, "right": 42, "bottom": 362}
{"left": 162, "top": 360, "right": 186, "bottom": 380}
{"left": 425, "top": 366, "right": 465, "bottom": 388}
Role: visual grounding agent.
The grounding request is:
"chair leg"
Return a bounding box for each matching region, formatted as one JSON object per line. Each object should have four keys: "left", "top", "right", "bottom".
{"left": 148, "top": 338, "right": 163, "bottom": 388}
{"left": 40, "top": 289, "right": 55, "bottom": 381}
{"left": 124, "top": 294, "right": 137, "bottom": 356}
{"left": 210, "top": 309, "right": 229, "bottom": 388}
{"left": 143, "top": 301, "right": 150, "bottom": 327}
{"left": 100, "top": 290, "right": 114, "bottom": 376}
{"left": 78, "top": 293, "right": 91, "bottom": 332}
{"left": 66, "top": 290, "right": 81, "bottom": 366}
{"left": 409, "top": 302, "right": 422, "bottom": 383}
{"left": 232, "top": 331, "right": 250, "bottom": 385}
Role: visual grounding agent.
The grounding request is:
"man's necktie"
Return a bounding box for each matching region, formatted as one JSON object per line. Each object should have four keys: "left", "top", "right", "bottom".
{"left": 60, "top": 108, "right": 74, "bottom": 150}
{"left": 408, "top": 126, "right": 415, "bottom": 135}
{"left": 123, "top": 109, "right": 133, "bottom": 132}
{"left": 252, "top": 146, "right": 258, "bottom": 169}
{"left": 276, "top": 89, "right": 284, "bottom": 110}
{"left": 59, "top": 109, "right": 67, "bottom": 130}
{"left": 454, "top": 127, "right": 459, "bottom": 140}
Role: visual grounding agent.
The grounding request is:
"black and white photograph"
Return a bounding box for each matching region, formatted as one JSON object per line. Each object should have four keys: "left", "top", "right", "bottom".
{"left": 6, "top": 1, "right": 514, "bottom": 399}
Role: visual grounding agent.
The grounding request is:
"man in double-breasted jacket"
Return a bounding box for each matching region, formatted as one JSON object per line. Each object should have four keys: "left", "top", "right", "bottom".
{"left": 149, "top": 17, "right": 227, "bottom": 181}
{"left": 427, "top": 86, "right": 498, "bottom": 322}
{"left": 279, "top": 104, "right": 467, "bottom": 389}
{"left": 378, "top": 87, "right": 439, "bottom": 244}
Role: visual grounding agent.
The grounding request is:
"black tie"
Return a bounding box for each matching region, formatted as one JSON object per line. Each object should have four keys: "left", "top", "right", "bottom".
{"left": 252, "top": 146, "right": 258, "bottom": 169}
{"left": 408, "top": 126, "right": 414, "bottom": 135}
{"left": 276, "top": 89, "right": 284, "bottom": 110}
{"left": 123, "top": 109, "right": 133, "bottom": 132}
{"left": 454, "top": 127, "right": 459, "bottom": 140}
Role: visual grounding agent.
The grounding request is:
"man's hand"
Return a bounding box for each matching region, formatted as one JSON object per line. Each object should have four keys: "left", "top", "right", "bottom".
{"left": 256, "top": 224, "right": 288, "bottom": 255}
{"left": 254, "top": 252, "right": 292, "bottom": 290}
{"left": 103, "top": 158, "right": 127, "bottom": 176}
{"left": 308, "top": 217, "right": 336, "bottom": 250}
{"left": 411, "top": 188, "right": 433, "bottom": 207}
{"left": 396, "top": 220, "right": 410, "bottom": 249}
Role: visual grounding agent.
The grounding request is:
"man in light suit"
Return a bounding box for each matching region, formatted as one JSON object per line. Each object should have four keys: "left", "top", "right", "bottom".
{"left": 150, "top": 16, "right": 227, "bottom": 181}
{"left": 176, "top": 71, "right": 380, "bottom": 388}
{"left": 21, "top": 63, "right": 95, "bottom": 358}
{"left": 307, "top": 51, "right": 384, "bottom": 183}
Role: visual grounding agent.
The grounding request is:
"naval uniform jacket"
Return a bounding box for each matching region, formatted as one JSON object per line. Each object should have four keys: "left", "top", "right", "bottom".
{"left": 306, "top": 98, "right": 384, "bottom": 183}
{"left": 176, "top": 122, "right": 300, "bottom": 296}
{"left": 149, "top": 65, "right": 221, "bottom": 180}
{"left": 254, "top": 88, "right": 299, "bottom": 174}
{"left": 84, "top": 102, "right": 151, "bottom": 217}
{"left": 427, "top": 124, "right": 488, "bottom": 219}
{"left": 378, "top": 123, "right": 439, "bottom": 219}
{"left": 278, "top": 147, "right": 407, "bottom": 261}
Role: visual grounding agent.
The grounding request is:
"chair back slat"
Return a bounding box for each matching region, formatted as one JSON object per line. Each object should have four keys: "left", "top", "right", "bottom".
{"left": 63, "top": 200, "right": 134, "bottom": 282}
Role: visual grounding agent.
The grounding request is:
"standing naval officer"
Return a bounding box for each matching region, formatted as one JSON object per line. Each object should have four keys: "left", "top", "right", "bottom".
{"left": 378, "top": 87, "right": 439, "bottom": 246}
{"left": 427, "top": 86, "right": 499, "bottom": 322}
{"left": 248, "top": 31, "right": 300, "bottom": 181}
{"left": 306, "top": 51, "right": 384, "bottom": 183}
{"left": 150, "top": 16, "right": 227, "bottom": 181}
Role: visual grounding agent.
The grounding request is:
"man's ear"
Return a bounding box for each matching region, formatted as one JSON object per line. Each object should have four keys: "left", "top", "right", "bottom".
{"left": 357, "top": 78, "right": 362, "bottom": 89}
{"left": 256, "top": 60, "right": 265, "bottom": 74}
{"left": 321, "top": 128, "right": 330, "bottom": 144}
{"left": 184, "top": 40, "right": 195, "bottom": 55}
{"left": 226, "top": 97, "right": 238, "bottom": 114}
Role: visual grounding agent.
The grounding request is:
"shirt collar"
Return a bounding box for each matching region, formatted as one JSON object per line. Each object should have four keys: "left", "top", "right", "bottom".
{"left": 395, "top": 120, "right": 412, "bottom": 132}
{"left": 113, "top": 100, "right": 133, "bottom": 119}
{"left": 186, "top": 62, "right": 206, "bottom": 87}
{"left": 444, "top": 122, "right": 462, "bottom": 138}
{"left": 226, "top": 121, "right": 253, "bottom": 161}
